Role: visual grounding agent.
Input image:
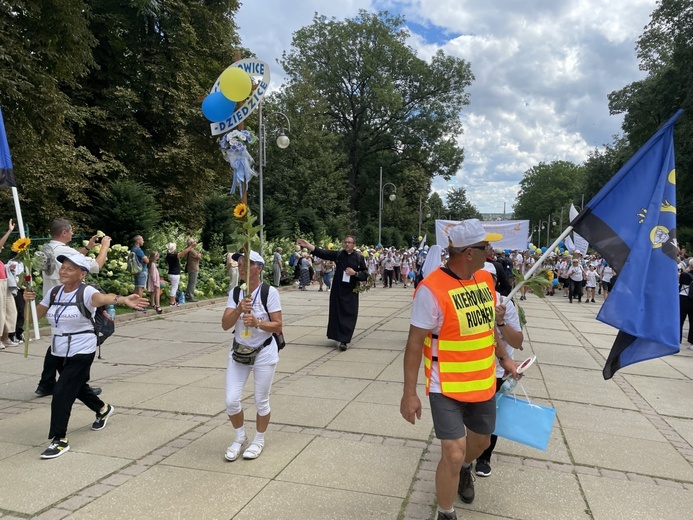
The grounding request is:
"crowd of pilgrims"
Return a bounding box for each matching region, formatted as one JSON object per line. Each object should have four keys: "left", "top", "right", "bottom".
{"left": 289, "top": 243, "right": 618, "bottom": 300}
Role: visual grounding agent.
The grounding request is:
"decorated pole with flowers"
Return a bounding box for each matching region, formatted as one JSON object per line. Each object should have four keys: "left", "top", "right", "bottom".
{"left": 11, "top": 236, "right": 36, "bottom": 357}
{"left": 201, "top": 54, "right": 271, "bottom": 337}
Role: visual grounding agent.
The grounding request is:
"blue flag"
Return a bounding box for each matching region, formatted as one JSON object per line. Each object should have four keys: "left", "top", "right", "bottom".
{"left": 571, "top": 109, "right": 682, "bottom": 379}
{"left": 0, "top": 106, "right": 17, "bottom": 188}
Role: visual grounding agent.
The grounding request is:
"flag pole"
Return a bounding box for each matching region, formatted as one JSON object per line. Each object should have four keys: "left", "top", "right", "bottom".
{"left": 11, "top": 187, "right": 40, "bottom": 341}
{"left": 505, "top": 226, "right": 574, "bottom": 302}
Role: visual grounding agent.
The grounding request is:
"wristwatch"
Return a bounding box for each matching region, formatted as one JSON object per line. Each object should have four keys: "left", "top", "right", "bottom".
{"left": 497, "top": 321, "right": 506, "bottom": 327}
{"left": 498, "top": 353, "right": 510, "bottom": 361}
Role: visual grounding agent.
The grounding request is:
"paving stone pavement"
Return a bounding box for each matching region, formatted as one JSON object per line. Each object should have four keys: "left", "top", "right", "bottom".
{"left": 1, "top": 284, "right": 693, "bottom": 519}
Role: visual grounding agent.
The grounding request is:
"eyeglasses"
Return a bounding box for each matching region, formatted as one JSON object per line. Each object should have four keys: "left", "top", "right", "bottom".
{"left": 344, "top": 241, "right": 355, "bottom": 244}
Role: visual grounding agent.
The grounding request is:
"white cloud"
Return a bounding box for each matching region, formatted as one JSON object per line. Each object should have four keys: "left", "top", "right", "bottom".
{"left": 236, "top": 0, "right": 658, "bottom": 213}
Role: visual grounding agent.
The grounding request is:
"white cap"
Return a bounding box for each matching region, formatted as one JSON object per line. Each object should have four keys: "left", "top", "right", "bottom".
{"left": 447, "top": 219, "right": 503, "bottom": 248}
{"left": 56, "top": 253, "right": 90, "bottom": 272}
{"left": 482, "top": 261, "right": 497, "bottom": 276}
{"left": 231, "top": 250, "right": 264, "bottom": 265}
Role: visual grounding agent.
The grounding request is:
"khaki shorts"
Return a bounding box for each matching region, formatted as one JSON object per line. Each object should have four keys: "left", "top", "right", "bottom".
{"left": 429, "top": 392, "right": 496, "bottom": 440}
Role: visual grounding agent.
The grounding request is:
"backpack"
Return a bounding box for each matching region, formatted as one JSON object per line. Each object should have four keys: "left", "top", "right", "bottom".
{"left": 126, "top": 250, "right": 143, "bottom": 274}
{"left": 289, "top": 254, "right": 296, "bottom": 267}
{"left": 49, "top": 283, "right": 115, "bottom": 359}
{"left": 232, "top": 283, "right": 286, "bottom": 350}
{"left": 35, "top": 243, "right": 57, "bottom": 276}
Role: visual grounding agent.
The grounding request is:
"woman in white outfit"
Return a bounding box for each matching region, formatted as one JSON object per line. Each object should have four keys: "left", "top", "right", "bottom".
{"left": 221, "top": 250, "right": 282, "bottom": 461}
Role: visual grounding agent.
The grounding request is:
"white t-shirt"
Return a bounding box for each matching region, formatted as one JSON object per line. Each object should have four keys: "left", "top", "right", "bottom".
{"left": 227, "top": 285, "right": 282, "bottom": 366}
{"left": 494, "top": 295, "right": 520, "bottom": 378}
{"left": 41, "top": 285, "right": 99, "bottom": 357}
{"left": 410, "top": 284, "right": 444, "bottom": 392}
{"left": 585, "top": 270, "right": 598, "bottom": 288}
{"left": 602, "top": 266, "right": 615, "bottom": 283}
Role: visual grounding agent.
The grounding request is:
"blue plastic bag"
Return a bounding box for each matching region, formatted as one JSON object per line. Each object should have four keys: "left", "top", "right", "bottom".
{"left": 493, "top": 391, "right": 556, "bottom": 451}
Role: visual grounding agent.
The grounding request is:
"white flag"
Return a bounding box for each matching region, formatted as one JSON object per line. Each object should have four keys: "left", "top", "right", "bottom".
{"left": 569, "top": 204, "right": 589, "bottom": 253}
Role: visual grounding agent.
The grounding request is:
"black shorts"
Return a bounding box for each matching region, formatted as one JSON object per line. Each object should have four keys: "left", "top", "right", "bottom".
{"left": 559, "top": 277, "right": 569, "bottom": 288}
{"left": 602, "top": 280, "right": 612, "bottom": 291}
{"left": 429, "top": 392, "right": 496, "bottom": 440}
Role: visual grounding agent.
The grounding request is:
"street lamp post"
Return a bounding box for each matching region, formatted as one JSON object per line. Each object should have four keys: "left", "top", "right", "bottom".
{"left": 258, "top": 103, "right": 291, "bottom": 253}
{"left": 545, "top": 214, "right": 557, "bottom": 250}
{"left": 531, "top": 225, "right": 541, "bottom": 246}
{"left": 418, "top": 195, "right": 431, "bottom": 239}
{"left": 378, "top": 167, "right": 397, "bottom": 246}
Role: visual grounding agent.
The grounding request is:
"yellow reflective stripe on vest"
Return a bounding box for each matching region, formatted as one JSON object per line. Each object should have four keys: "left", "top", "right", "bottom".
{"left": 441, "top": 372, "right": 496, "bottom": 394}
{"left": 438, "top": 333, "right": 494, "bottom": 353}
{"left": 439, "top": 354, "right": 494, "bottom": 374}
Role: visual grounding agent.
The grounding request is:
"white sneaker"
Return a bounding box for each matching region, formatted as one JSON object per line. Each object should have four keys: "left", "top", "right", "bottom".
{"left": 687, "top": 345, "right": 693, "bottom": 351}
{"left": 1, "top": 339, "right": 19, "bottom": 347}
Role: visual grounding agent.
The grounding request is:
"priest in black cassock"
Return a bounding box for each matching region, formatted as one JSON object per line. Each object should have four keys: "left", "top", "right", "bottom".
{"left": 297, "top": 236, "right": 368, "bottom": 351}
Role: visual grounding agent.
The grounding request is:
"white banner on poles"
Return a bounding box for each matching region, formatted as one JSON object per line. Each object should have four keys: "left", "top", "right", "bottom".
{"left": 435, "top": 220, "right": 530, "bottom": 251}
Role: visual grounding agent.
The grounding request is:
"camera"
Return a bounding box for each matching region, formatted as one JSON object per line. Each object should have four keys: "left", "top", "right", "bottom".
{"left": 95, "top": 236, "right": 102, "bottom": 244}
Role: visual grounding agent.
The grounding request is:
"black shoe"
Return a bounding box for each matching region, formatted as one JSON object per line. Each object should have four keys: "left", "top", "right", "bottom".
{"left": 591, "top": 299, "right": 595, "bottom": 303}
{"left": 90, "top": 386, "right": 102, "bottom": 396}
{"left": 35, "top": 386, "right": 52, "bottom": 397}
{"left": 187, "top": 298, "right": 198, "bottom": 302}
{"left": 458, "top": 465, "right": 475, "bottom": 503}
{"left": 437, "top": 510, "right": 457, "bottom": 520}
{"left": 92, "top": 404, "right": 114, "bottom": 431}
{"left": 40, "top": 438, "right": 69, "bottom": 459}
{"left": 339, "top": 342, "right": 348, "bottom": 351}
{"left": 475, "top": 458, "right": 491, "bottom": 477}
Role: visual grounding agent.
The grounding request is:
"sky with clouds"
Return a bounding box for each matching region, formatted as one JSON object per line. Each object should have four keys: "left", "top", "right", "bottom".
{"left": 236, "top": 0, "right": 658, "bottom": 213}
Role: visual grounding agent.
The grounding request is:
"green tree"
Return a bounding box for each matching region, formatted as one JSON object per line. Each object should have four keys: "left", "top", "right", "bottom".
{"left": 608, "top": 0, "right": 693, "bottom": 248}
{"left": 201, "top": 193, "right": 236, "bottom": 252}
{"left": 513, "top": 161, "right": 585, "bottom": 228}
{"left": 93, "top": 179, "right": 161, "bottom": 244}
{"left": 582, "top": 137, "right": 631, "bottom": 202}
{"left": 446, "top": 187, "right": 482, "bottom": 221}
{"left": 70, "top": 0, "right": 243, "bottom": 226}
{"left": 280, "top": 10, "right": 474, "bottom": 226}
{"left": 0, "top": 0, "right": 98, "bottom": 230}
{"left": 257, "top": 96, "right": 351, "bottom": 239}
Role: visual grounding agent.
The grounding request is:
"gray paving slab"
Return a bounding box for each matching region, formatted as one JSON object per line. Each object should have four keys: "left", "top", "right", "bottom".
{"left": 542, "top": 365, "right": 638, "bottom": 409}
{"left": 276, "top": 436, "right": 421, "bottom": 497}
{"left": 274, "top": 374, "right": 370, "bottom": 400}
{"left": 526, "top": 328, "right": 583, "bottom": 346}
{"left": 233, "top": 480, "right": 404, "bottom": 520}
{"left": 67, "top": 465, "right": 267, "bottom": 520}
{"left": 0, "top": 449, "right": 130, "bottom": 515}
{"left": 246, "top": 393, "right": 349, "bottom": 428}
{"left": 530, "top": 342, "right": 602, "bottom": 369}
{"left": 564, "top": 428, "right": 693, "bottom": 481}
{"left": 579, "top": 474, "right": 693, "bottom": 520}
{"left": 458, "top": 463, "right": 590, "bottom": 520}
{"left": 328, "top": 401, "right": 433, "bottom": 440}
{"left": 623, "top": 374, "right": 693, "bottom": 418}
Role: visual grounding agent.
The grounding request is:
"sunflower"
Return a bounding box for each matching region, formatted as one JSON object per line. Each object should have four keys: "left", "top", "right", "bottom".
{"left": 11, "top": 237, "right": 31, "bottom": 253}
{"left": 234, "top": 203, "right": 248, "bottom": 219}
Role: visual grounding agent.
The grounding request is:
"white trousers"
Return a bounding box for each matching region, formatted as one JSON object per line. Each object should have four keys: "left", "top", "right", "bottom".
{"left": 225, "top": 358, "right": 276, "bottom": 416}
